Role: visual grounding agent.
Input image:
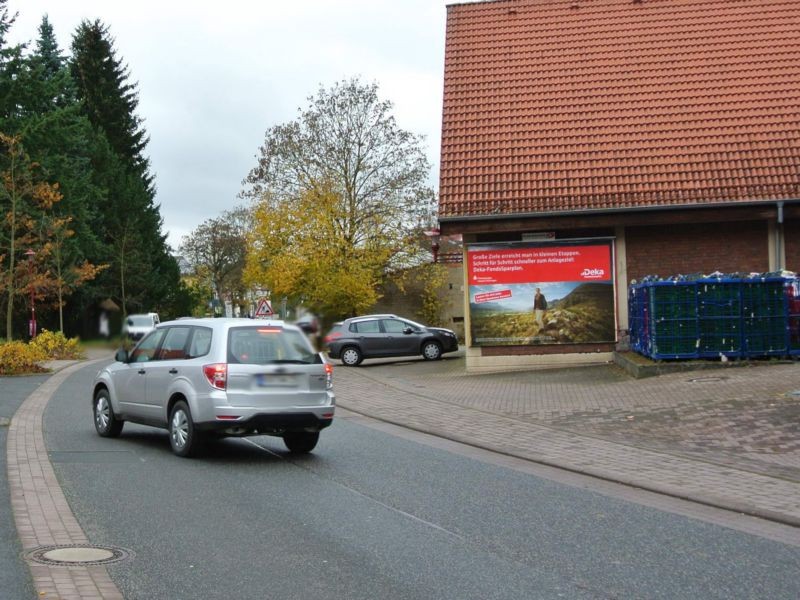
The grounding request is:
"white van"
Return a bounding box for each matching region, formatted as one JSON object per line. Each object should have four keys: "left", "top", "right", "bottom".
{"left": 123, "top": 312, "right": 160, "bottom": 341}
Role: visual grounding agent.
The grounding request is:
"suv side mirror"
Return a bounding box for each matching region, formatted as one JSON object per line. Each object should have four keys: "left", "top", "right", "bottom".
{"left": 115, "top": 348, "right": 129, "bottom": 363}
{"left": 403, "top": 327, "right": 413, "bottom": 335}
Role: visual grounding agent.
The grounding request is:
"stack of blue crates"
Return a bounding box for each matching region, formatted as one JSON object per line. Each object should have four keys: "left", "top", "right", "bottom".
{"left": 697, "top": 278, "right": 741, "bottom": 357}
{"left": 628, "top": 274, "right": 800, "bottom": 360}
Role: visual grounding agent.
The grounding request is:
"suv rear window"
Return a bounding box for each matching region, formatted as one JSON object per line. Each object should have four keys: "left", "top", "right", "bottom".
{"left": 227, "top": 326, "right": 319, "bottom": 364}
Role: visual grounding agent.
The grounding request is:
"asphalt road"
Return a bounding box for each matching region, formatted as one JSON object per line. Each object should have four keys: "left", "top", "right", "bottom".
{"left": 41, "top": 362, "right": 800, "bottom": 600}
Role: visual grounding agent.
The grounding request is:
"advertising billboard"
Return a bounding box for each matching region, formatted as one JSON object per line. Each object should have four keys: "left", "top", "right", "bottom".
{"left": 467, "top": 241, "right": 615, "bottom": 346}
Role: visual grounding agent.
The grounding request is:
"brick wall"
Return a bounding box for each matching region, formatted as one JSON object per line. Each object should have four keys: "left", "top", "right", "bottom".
{"left": 369, "top": 263, "right": 466, "bottom": 340}
{"left": 784, "top": 219, "right": 800, "bottom": 272}
{"left": 626, "top": 221, "right": 768, "bottom": 280}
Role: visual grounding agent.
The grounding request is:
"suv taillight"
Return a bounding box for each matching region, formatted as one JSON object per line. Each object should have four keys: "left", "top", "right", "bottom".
{"left": 203, "top": 363, "right": 227, "bottom": 390}
{"left": 324, "top": 363, "right": 333, "bottom": 390}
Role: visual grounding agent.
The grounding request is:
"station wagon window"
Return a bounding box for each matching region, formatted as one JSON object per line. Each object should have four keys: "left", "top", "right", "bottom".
{"left": 352, "top": 320, "right": 380, "bottom": 333}
{"left": 382, "top": 319, "right": 410, "bottom": 334}
{"left": 187, "top": 327, "right": 212, "bottom": 358}
{"left": 157, "top": 327, "right": 191, "bottom": 360}
{"left": 130, "top": 329, "right": 166, "bottom": 362}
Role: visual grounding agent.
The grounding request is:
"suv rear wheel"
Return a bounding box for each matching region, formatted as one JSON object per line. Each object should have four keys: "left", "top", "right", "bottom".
{"left": 340, "top": 346, "right": 363, "bottom": 366}
{"left": 283, "top": 431, "right": 319, "bottom": 453}
{"left": 169, "top": 400, "right": 204, "bottom": 457}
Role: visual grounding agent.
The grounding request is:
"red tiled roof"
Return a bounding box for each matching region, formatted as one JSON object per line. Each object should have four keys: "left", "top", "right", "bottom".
{"left": 438, "top": 0, "right": 800, "bottom": 219}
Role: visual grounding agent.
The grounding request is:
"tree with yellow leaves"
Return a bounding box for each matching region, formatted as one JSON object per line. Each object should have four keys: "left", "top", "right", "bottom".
{"left": 0, "top": 134, "right": 61, "bottom": 339}
{"left": 245, "top": 183, "right": 396, "bottom": 319}
{"left": 242, "top": 79, "right": 436, "bottom": 322}
{"left": 0, "top": 134, "right": 104, "bottom": 339}
{"left": 38, "top": 214, "right": 107, "bottom": 332}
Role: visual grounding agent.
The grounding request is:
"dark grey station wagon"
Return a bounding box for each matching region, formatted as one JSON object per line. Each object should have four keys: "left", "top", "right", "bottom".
{"left": 323, "top": 314, "right": 459, "bottom": 366}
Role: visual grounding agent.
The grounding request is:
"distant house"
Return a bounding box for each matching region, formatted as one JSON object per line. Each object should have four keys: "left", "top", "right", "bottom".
{"left": 438, "top": 0, "right": 800, "bottom": 371}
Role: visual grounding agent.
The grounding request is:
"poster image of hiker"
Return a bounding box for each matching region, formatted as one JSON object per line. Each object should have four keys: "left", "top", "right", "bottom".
{"left": 467, "top": 243, "right": 616, "bottom": 346}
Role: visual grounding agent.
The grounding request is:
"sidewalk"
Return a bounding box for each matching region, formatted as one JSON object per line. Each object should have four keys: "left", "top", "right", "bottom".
{"left": 333, "top": 354, "right": 800, "bottom": 528}
{"left": 7, "top": 351, "right": 123, "bottom": 600}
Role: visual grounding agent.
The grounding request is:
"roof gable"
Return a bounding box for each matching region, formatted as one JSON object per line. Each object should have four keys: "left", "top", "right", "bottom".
{"left": 439, "top": 0, "right": 800, "bottom": 218}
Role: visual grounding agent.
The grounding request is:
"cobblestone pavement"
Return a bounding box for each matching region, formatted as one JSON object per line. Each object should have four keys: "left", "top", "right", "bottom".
{"left": 333, "top": 354, "right": 800, "bottom": 528}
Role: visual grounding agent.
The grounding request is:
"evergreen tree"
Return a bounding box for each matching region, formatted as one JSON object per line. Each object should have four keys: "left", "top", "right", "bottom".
{"left": 69, "top": 20, "right": 181, "bottom": 318}
{"left": 9, "top": 17, "right": 106, "bottom": 335}
{"left": 25, "top": 15, "right": 100, "bottom": 249}
{"left": 70, "top": 20, "right": 150, "bottom": 182}
{"left": 0, "top": 10, "right": 185, "bottom": 334}
{"left": 0, "top": 0, "right": 15, "bottom": 51}
{"left": 33, "top": 15, "right": 61, "bottom": 81}
{"left": 0, "top": 1, "right": 24, "bottom": 122}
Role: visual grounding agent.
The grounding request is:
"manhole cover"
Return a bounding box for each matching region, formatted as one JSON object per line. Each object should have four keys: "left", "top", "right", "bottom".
{"left": 25, "top": 544, "right": 131, "bottom": 566}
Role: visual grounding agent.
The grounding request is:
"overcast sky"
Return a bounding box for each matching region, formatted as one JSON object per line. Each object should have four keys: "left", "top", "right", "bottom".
{"left": 8, "top": 0, "right": 458, "bottom": 252}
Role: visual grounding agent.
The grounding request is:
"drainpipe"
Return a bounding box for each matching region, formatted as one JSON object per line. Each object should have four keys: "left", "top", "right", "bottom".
{"left": 776, "top": 201, "right": 784, "bottom": 271}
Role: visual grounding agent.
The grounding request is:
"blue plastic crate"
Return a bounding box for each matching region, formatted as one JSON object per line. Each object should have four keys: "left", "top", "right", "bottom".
{"left": 696, "top": 278, "right": 742, "bottom": 358}
{"left": 628, "top": 275, "right": 798, "bottom": 361}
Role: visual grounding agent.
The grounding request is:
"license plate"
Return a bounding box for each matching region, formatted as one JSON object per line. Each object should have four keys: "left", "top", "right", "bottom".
{"left": 256, "top": 373, "right": 296, "bottom": 387}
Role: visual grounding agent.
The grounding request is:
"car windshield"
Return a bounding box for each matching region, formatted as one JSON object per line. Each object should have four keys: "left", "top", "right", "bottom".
{"left": 227, "top": 326, "right": 318, "bottom": 364}
{"left": 128, "top": 315, "right": 153, "bottom": 327}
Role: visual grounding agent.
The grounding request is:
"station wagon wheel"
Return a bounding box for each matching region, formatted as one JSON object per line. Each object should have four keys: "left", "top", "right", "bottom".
{"left": 283, "top": 431, "right": 319, "bottom": 453}
{"left": 340, "top": 346, "right": 363, "bottom": 366}
{"left": 422, "top": 340, "right": 443, "bottom": 361}
{"left": 169, "top": 400, "right": 204, "bottom": 458}
{"left": 93, "top": 389, "right": 124, "bottom": 437}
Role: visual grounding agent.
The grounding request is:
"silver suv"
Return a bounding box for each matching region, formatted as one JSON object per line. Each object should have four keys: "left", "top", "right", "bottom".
{"left": 92, "top": 318, "right": 335, "bottom": 457}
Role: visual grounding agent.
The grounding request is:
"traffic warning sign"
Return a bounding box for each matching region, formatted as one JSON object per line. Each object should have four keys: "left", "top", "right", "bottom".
{"left": 254, "top": 298, "right": 274, "bottom": 318}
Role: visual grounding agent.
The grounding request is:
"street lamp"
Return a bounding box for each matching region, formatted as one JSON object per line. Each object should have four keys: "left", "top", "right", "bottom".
{"left": 24, "top": 249, "right": 36, "bottom": 338}
{"left": 424, "top": 228, "right": 441, "bottom": 263}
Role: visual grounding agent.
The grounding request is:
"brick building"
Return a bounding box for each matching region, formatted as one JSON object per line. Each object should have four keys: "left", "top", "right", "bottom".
{"left": 438, "top": 0, "right": 800, "bottom": 372}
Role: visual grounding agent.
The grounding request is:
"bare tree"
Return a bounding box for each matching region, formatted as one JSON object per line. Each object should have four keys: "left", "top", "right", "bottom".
{"left": 241, "top": 78, "right": 436, "bottom": 321}
{"left": 241, "top": 77, "right": 436, "bottom": 270}
{"left": 179, "top": 206, "right": 250, "bottom": 311}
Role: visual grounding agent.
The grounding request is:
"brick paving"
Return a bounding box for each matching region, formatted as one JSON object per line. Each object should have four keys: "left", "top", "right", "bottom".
{"left": 7, "top": 356, "right": 123, "bottom": 600}
{"left": 334, "top": 355, "right": 800, "bottom": 528}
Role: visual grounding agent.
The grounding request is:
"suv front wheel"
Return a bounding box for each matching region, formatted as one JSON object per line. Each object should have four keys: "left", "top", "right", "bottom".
{"left": 93, "top": 389, "right": 124, "bottom": 437}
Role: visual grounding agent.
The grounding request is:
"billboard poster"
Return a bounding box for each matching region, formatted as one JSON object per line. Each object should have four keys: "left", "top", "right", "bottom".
{"left": 467, "top": 242, "right": 615, "bottom": 346}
